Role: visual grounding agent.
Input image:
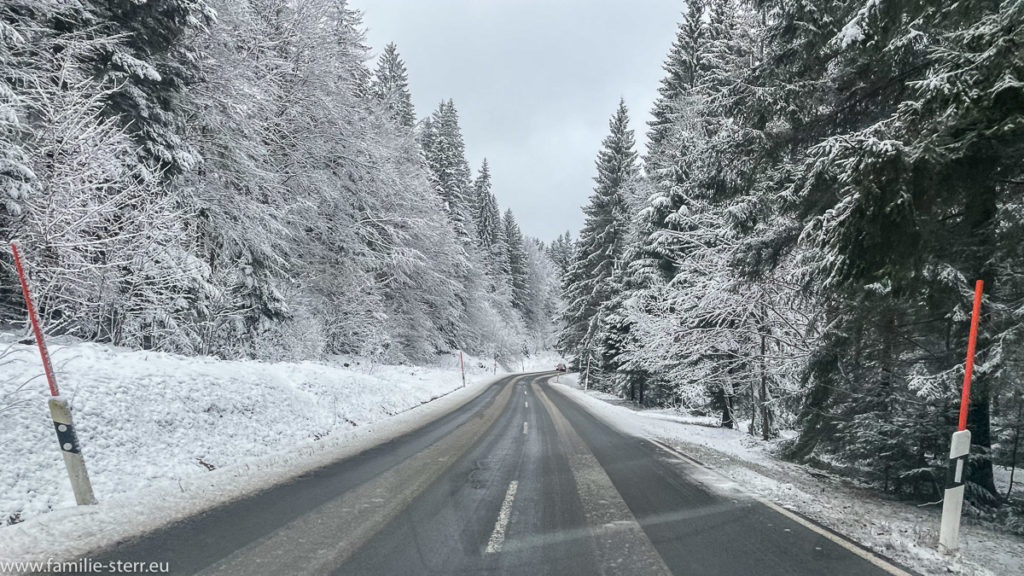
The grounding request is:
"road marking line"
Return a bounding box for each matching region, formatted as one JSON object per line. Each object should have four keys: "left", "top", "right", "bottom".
{"left": 485, "top": 480, "right": 518, "bottom": 554}
{"left": 647, "top": 439, "right": 913, "bottom": 576}
{"left": 525, "top": 401, "right": 528, "bottom": 408}
{"left": 523, "top": 421, "right": 528, "bottom": 434}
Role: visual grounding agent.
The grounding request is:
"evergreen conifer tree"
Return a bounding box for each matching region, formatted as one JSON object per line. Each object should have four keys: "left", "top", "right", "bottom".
{"left": 558, "top": 99, "right": 638, "bottom": 368}
{"left": 503, "top": 209, "right": 530, "bottom": 313}
{"left": 422, "top": 100, "right": 475, "bottom": 242}
{"left": 85, "top": 0, "right": 216, "bottom": 173}
{"left": 371, "top": 42, "right": 415, "bottom": 128}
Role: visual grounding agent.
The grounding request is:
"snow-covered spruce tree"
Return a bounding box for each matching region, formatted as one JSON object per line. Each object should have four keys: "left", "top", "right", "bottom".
{"left": 366, "top": 46, "right": 464, "bottom": 361}
{"left": 741, "top": 0, "right": 1024, "bottom": 501}
{"left": 682, "top": 0, "right": 803, "bottom": 440}
{"left": 503, "top": 209, "right": 530, "bottom": 314}
{"left": 894, "top": 0, "right": 1024, "bottom": 504}
{"left": 523, "top": 238, "right": 562, "bottom": 351}
{"left": 473, "top": 159, "right": 511, "bottom": 282}
{"left": 422, "top": 100, "right": 475, "bottom": 243}
{"left": 467, "top": 159, "right": 522, "bottom": 350}
{"left": 728, "top": 0, "right": 944, "bottom": 491}
{"left": 613, "top": 2, "right": 716, "bottom": 404}
{"left": 420, "top": 101, "right": 530, "bottom": 359}
{"left": 640, "top": 0, "right": 756, "bottom": 283}
{"left": 605, "top": 0, "right": 794, "bottom": 425}
{"left": 545, "top": 231, "right": 574, "bottom": 278}
{"left": 371, "top": 42, "right": 416, "bottom": 128}
{"left": 594, "top": 176, "right": 667, "bottom": 406}
{"left": 558, "top": 99, "right": 638, "bottom": 373}
{"left": 646, "top": 0, "right": 705, "bottom": 181}
{"left": 79, "top": 0, "right": 215, "bottom": 174}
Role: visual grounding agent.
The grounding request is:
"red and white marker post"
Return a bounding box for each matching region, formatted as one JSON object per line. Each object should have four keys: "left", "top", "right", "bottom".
{"left": 939, "top": 280, "right": 983, "bottom": 553}
{"left": 10, "top": 242, "right": 97, "bottom": 506}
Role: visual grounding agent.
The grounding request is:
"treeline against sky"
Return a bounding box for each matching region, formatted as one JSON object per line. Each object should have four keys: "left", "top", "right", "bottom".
{"left": 0, "top": 0, "right": 561, "bottom": 364}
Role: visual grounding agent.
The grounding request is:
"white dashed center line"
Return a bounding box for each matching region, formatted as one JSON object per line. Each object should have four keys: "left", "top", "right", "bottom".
{"left": 485, "top": 480, "right": 519, "bottom": 554}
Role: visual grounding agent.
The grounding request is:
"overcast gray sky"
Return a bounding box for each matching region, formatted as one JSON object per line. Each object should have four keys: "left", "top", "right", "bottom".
{"left": 350, "top": 0, "right": 683, "bottom": 242}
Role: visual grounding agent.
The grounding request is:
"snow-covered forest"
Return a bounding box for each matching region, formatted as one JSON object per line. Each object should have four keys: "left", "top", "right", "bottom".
{"left": 559, "top": 0, "right": 1024, "bottom": 510}
{"left": 0, "top": 0, "right": 561, "bottom": 364}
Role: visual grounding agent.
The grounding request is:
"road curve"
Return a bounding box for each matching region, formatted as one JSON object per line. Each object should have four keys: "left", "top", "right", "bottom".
{"left": 53, "top": 373, "right": 913, "bottom": 576}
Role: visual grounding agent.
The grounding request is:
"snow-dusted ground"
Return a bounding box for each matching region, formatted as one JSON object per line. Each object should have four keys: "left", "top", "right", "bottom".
{"left": 553, "top": 375, "right": 1024, "bottom": 576}
{"left": 0, "top": 333, "right": 516, "bottom": 564}
{"left": 520, "top": 350, "right": 567, "bottom": 372}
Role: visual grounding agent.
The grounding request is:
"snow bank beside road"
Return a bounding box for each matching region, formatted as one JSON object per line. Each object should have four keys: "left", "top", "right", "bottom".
{"left": 552, "top": 376, "right": 1024, "bottom": 576}
{"left": 0, "top": 334, "right": 499, "bottom": 536}
{"left": 521, "top": 350, "right": 566, "bottom": 372}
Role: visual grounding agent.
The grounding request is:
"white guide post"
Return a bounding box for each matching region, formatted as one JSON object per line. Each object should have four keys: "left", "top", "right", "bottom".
{"left": 49, "top": 397, "right": 98, "bottom": 505}
{"left": 939, "top": 280, "right": 983, "bottom": 554}
{"left": 939, "top": 429, "right": 971, "bottom": 553}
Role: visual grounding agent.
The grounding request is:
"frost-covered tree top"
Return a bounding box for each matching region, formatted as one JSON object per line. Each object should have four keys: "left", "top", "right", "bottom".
{"left": 647, "top": 0, "right": 704, "bottom": 167}
{"left": 473, "top": 159, "right": 502, "bottom": 249}
{"left": 372, "top": 42, "right": 416, "bottom": 127}
{"left": 422, "top": 99, "right": 475, "bottom": 240}
{"left": 504, "top": 209, "right": 530, "bottom": 312}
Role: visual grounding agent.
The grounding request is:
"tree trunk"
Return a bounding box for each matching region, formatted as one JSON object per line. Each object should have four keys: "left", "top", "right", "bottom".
{"left": 721, "top": 384, "right": 735, "bottom": 429}
{"left": 759, "top": 303, "right": 773, "bottom": 440}
{"left": 1007, "top": 401, "right": 1022, "bottom": 500}
{"left": 748, "top": 374, "right": 757, "bottom": 436}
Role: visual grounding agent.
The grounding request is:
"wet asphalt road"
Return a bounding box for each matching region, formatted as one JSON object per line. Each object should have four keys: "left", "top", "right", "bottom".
{"left": 62, "top": 373, "right": 911, "bottom": 576}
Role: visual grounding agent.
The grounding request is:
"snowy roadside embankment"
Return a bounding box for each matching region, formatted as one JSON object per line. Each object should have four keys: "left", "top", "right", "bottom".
{"left": 0, "top": 333, "right": 506, "bottom": 563}
{"left": 552, "top": 375, "right": 1024, "bottom": 576}
{"left": 520, "top": 350, "right": 566, "bottom": 372}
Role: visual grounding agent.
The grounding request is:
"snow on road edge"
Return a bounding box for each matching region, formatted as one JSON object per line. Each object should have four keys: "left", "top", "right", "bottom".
{"left": 550, "top": 375, "right": 1024, "bottom": 576}
{"left": 0, "top": 336, "right": 515, "bottom": 565}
